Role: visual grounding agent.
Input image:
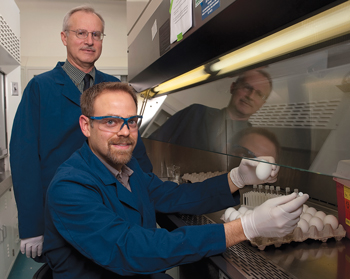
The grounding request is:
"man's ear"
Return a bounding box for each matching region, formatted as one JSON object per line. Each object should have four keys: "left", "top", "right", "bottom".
{"left": 61, "top": 31, "right": 68, "bottom": 46}
{"left": 79, "top": 115, "right": 91, "bottom": 137}
{"left": 230, "top": 82, "right": 236, "bottom": 94}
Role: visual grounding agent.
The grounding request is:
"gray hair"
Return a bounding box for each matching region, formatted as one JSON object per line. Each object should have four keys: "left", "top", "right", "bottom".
{"left": 62, "top": 5, "right": 105, "bottom": 33}
{"left": 236, "top": 69, "right": 273, "bottom": 94}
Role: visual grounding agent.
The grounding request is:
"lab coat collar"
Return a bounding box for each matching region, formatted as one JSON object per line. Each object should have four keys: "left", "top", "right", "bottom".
{"left": 79, "top": 141, "right": 140, "bottom": 212}
{"left": 53, "top": 62, "right": 81, "bottom": 107}
{"left": 52, "top": 62, "right": 112, "bottom": 107}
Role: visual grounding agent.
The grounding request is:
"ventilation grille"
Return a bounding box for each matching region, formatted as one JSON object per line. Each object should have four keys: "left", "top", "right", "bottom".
{"left": 0, "top": 15, "right": 20, "bottom": 63}
{"left": 250, "top": 99, "right": 341, "bottom": 129}
{"left": 178, "top": 214, "right": 296, "bottom": 279}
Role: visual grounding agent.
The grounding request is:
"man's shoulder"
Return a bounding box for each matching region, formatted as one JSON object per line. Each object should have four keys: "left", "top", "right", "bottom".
{"left": 95, "top": 69, "right": 120, "bottom": 82}
{"left": 50, "top": 148, "right": 92, "bottom": 187}
{"left": 184, "top": 104, "right": 221, "bottom": 117}
{"left": 30, "top": 62, "right": 65, "bottom": 82}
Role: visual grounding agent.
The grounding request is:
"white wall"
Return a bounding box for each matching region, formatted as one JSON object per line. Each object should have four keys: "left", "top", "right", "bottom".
{"left": 16, "top": 0, "right": 127, "bottom": 73}
{"left": 1, "top": 0, "right": 21, "bottom": 172}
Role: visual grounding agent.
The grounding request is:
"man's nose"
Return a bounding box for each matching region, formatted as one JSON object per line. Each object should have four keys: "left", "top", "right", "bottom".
{"left": 85, "top": 33, "right": 94, "bottom": 45}
{"left": 117, "top": 123, "right": 130, "bottom": 136}
{"left": 245, "top": 90, "right": 254, "bottom": 99}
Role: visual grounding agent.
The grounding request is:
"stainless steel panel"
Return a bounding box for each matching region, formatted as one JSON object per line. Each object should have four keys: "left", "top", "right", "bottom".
{"left": 178, "top": 212, "right": 350, "bottom": 279}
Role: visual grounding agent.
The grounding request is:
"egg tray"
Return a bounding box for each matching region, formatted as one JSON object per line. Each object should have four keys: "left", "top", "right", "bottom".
{"left": 182, "top": 171, "right": 226, "bottom": 183}
{"left": 249, "top": 223, "right": 346, "bottom": 251}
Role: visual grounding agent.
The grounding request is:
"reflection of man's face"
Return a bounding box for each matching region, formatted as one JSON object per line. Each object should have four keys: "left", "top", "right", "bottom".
{"left": 228, "top": 71, "right": 271, "bottom": 120}
{"left": 239, "top": 133, "right": 277, "bottom": 160}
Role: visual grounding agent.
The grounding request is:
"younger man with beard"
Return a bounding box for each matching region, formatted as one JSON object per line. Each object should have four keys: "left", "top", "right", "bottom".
{"left": 44, "top": 82, "right": 307, "bottom": 279}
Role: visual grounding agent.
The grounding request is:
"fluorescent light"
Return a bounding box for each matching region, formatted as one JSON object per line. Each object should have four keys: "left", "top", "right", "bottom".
{"left": 152, "top": 66, "right": 209, "bottom": 95}
{"left": 210, "top": 1, "right": 350, "bottom": 75}
{"left": 147, "top": 1, "right": 350, "bottom": 96}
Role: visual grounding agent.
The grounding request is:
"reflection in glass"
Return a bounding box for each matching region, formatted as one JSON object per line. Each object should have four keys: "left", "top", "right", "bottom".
{"left": 230, "top": 145, "right": 256, "bottom": 159}
{"left": 148, "top": 69, "right": 272, "bottom": 155}
{"left": 230, "top": 127, "right": 280, "bottom": 161}
{"left": 143, "top": 38, "right": 350, "bottom": 180}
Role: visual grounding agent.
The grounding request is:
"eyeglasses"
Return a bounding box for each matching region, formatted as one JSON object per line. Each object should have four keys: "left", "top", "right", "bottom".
{"left": 88, "top": 115, "right": 143, "bottom": 132}
{"left": 230, "top": 145, "right": 257, "bottom": 158}
{"left": 66, "top": 29, "right": 105, "bottom": 41}
{"left": 240, "top": 82, "right": 267, "bottom": 101}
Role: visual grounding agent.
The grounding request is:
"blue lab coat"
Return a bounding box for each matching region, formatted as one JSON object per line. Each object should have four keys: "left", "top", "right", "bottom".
{"left": 44, "top": 141, "right": 240, "bottom": 278}
{"left": 10, "top": 62, "right": 153, "bottom": 240}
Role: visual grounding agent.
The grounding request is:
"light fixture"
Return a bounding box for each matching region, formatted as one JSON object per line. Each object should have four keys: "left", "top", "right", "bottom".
{"left": 152, "top": 66, "right": 210, "bottom": 95}
{"left": 144, "top": 1, "right": 350, "bottom": 97}
{"left": 210, "top": 1, "right": 350, "bottom": 75}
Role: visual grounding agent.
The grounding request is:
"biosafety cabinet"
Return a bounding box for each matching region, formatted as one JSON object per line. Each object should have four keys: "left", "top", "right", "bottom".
{"left": 128, "top": 1, "right": 350, "bottom": 278}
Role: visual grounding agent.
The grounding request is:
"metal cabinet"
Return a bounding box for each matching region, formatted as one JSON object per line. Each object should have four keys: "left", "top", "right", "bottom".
{"left": 0, "top": 177, "right": 20, "bottom": 279}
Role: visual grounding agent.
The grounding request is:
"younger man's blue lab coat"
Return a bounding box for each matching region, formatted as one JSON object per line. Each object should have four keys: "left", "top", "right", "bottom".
{"left": 44, "top": 142, "right": 240, "bottom": 278}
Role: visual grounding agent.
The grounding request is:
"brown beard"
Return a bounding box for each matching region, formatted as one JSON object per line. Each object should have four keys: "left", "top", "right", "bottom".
{"left": 106, "top": 138, "right": 135, "bottom": 166}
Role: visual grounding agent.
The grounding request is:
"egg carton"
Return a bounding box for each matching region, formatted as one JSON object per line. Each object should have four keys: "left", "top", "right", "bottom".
{"left": 182, "top": 171, "right": 226, "bottom": 183}
{"left": 249, "top": 223, "right": 346, "bottom": 251}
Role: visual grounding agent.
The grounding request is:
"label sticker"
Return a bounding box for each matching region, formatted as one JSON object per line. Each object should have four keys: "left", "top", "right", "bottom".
{"left": 344, "top": 186, "right": 350, "bottom": 227}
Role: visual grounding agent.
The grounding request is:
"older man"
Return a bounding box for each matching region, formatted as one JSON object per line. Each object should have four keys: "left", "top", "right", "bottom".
{"left": 44, "top": 82, "right": 308, "bottom": 279}
{"left": 10, "top": 6, "right": 152, "bottom": 261}
{"left": 149, "top": 69, "right": 272, "bottom": 154}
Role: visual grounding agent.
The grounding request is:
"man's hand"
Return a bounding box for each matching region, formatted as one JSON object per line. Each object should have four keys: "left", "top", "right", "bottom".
{"left": 20, "top": 235, "right": 44, "bottom": 258}
{"left": 240, "top": 193, "right": 309, "bottom": 240}
{"left": 229, "top": 156, "right": 279, "bottom": 188}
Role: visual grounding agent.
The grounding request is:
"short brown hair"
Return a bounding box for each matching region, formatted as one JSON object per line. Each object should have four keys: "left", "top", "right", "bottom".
{"left": 80, "top": 82, "right": 138, "bottom": 117}
{"left": 234, "top": 127, "right": 280, "bottom": 160}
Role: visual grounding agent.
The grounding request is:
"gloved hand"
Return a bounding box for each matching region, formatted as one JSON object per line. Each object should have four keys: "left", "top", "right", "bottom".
{"left": 240, "top": 192, "right": 309, "bottom": 240}
{"left": 20, "top": 235, "right": 44, "bottom": 258}
{"left": 230, "top": 156, "right": 279, "bottom": 188}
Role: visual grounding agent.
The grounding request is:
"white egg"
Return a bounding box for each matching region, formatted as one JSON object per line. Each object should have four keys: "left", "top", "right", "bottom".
{"left": 297, "top": 218, "right": 310, "bottom": 233}
{"left": 306, "top": 207, "right": 317, "bottom": 216}
{"left": 301, "top": 213, "right": 313, "bottom": 223}
{"left": 309, "top": 217, "right": 324, "bottom": 231}
{"left": 314, "top": 211, "right": 326, "bottom": 221}
{"left": 224, "top": 207, "right": 236, "bottom": 221}
{"left": 303, "top": 204, "right": 309, "bottom": 213}
{"left": 238, "top": 206, "right": 248, "bottom": 214}
{"left": 255, "top": 160, "right": 272, "bottom": 180}
{"left": 323, "top": 215, "right": 339, "bottom": 230}
{"left": 229, "top": 211, "right": 241, "bottom": 221}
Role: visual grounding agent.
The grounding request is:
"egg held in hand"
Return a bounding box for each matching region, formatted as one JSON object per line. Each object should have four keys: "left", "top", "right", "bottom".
{"left": 255, "top": 160, "right": 272, "bottom": 180}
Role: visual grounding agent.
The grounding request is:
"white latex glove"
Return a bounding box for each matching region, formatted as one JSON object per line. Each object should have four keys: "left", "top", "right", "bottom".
{"left": 20, "top": 235, "right": 44, "bottom": 258}
{"left": 230, "top": 156, "right": 279, "bottom": 188}
{"left": 241, "top": 193, "right": 309, "bottom": 240}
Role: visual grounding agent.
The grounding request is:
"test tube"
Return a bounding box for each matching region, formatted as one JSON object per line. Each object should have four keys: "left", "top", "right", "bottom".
{"left": 285, "top": 187, "right": 290, "bottom": 195}
{"left": 253, "top": 184, "right": 258, "bottom": 192}
{"left": 258, "top": 185, "right": 263, "bottom": 193}
{"left": 276, "top": 186, "right": 280, "bottom": 195}
{"left": 294, "top": 188, "right": 299, "bottom": 194}
{"left": 270, "top": 186, "right": 275, "bottom": 194}
{"left": 265, "top": 185, "right": 269, "bottom": 194}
